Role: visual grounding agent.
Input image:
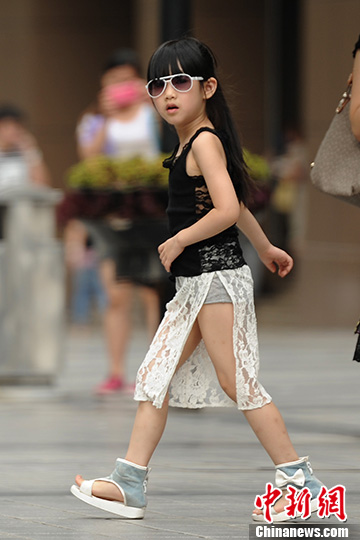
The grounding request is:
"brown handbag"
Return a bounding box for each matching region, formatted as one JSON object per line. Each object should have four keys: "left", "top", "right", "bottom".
{"left": 310, "top": 75, "right": 360, "bottom": 207}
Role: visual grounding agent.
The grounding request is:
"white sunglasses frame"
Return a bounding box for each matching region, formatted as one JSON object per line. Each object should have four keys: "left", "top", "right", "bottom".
{"left": 145, "top": 73, "right": 204, "bottom": 98}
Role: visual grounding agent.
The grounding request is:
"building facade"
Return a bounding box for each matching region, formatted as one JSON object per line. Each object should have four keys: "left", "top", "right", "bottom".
{"left": 0, "top": 0, "right": 358, "bottom": 327}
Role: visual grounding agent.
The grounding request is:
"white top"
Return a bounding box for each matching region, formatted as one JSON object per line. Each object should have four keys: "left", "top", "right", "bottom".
{"left": 77, "top": 104, "right": 160, "bottom": 159}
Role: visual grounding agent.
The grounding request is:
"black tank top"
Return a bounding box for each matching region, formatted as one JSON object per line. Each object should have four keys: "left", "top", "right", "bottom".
{"left": 163, "top": 127, "right": 245, "bottom": 277}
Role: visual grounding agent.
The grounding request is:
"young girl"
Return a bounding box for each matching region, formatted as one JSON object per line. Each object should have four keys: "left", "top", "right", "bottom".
{"left": 71, "top": 37, "right": 323, "bottom": 522}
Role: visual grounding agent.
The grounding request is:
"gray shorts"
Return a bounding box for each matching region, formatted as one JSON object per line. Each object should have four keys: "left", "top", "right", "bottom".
{"left": 176, "top": 274, "right": 232, "bottom": 304}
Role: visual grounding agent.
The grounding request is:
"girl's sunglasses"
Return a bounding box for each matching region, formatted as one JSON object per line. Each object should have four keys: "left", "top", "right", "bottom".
{"left": 146, "top": 73, "right": 204, "bottom": 98}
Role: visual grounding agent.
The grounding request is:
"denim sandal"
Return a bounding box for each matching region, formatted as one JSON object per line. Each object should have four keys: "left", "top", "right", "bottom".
{"left": 252, "top": 456, "right": 323, "bottom": 522}
{"left": 70, "top": 458, "right": 150, "bottom": 519}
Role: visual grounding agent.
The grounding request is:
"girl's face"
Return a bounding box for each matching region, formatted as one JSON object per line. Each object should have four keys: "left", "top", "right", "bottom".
{"left": 151, "top": 73, "right": 216, "bottom": 129}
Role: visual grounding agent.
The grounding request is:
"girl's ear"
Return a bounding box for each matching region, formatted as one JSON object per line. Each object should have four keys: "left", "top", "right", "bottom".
{"left": 203, "top": 77, "right": 217, "bottom": 100}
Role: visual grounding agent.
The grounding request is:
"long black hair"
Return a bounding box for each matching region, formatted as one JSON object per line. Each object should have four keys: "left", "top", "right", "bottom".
{"left": 147, "top": 37, "right": 253, "bottom": 205}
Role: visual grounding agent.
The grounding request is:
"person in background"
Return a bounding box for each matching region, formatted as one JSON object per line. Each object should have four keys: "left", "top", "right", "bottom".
{"left": 64, "top": 219, "right": 107, "bottom": 329}
{"left": 0, "top": 104, "right": 50, "bottom": 239}
{"left": 76, "top": 49, "right": 165, "bottom": 395}
{"left": 350, "top": 35, "right": 360, "bottom": 138}
{"left": 269, "top": 127, "right": 308, "bottom": 257}
{"left": 349, "top": 34, "right": 360, "bottom": 363}
{"left": 0, "top": 104, "right": 50, "bottom": 189}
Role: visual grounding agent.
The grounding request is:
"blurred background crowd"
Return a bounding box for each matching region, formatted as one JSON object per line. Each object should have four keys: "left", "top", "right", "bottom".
{"left": 0, "top": 0, "right": 359, "bottom": 390}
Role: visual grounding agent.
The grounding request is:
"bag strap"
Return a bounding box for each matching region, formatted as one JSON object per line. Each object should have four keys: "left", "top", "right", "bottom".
{"left": 336, "top": 73, "right": 353, "bottom": 113}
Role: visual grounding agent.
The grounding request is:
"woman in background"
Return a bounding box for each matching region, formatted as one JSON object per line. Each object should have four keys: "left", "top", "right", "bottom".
{"left": 349, "top": 35, "right": 360, "bottom": 363}
{"left": 76, "top": 49, "right": 166, "bottom": 394}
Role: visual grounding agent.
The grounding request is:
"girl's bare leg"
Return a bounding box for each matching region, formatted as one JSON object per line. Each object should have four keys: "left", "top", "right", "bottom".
{"left": 75, "top": 320, "right": 202, "bottom": 501}
{"left": 197, "top": 303, "right": 298, "bottom": 513}
{"left": 242, "top": 403, "right": 298, "bottom": 465}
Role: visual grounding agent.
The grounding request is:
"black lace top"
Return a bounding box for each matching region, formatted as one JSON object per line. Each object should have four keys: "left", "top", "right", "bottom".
{"left": 163, "top": 127, "right": 245, "bottom": 277}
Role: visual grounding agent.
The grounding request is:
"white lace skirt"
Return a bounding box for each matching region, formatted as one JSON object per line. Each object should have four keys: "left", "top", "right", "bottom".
{"left": 134, "top": 266, "right": 272, "bottom": 410}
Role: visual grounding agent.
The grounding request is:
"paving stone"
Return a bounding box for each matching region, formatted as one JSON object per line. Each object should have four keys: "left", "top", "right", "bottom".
{"left": 0, "top": 326, "right": 358, "bottom": 539}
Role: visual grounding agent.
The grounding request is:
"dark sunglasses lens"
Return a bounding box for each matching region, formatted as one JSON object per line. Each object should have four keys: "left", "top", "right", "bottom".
{"left": 148, "top": 79, "right": 165, "bottom": 97}
{"left": 172, "top": 74, "right": 192, "bottom": 91}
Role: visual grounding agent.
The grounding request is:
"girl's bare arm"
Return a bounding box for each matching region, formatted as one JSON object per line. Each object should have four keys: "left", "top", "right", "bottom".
{"left": 158, "top": 132, "right": 241, "bottom": 271}
{"left": 237, "top": 204, "right": 293, "bottom": 278}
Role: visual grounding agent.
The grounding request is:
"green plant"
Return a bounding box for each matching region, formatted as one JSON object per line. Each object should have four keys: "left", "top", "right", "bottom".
{"left": 66, "top": 155, "right": 169, "bottom": 190}
{"left": 243, "top": 149, "right": 271, "bottom": 183}
{"left": 66, "top": 150, "right": 271, "bottom": 191}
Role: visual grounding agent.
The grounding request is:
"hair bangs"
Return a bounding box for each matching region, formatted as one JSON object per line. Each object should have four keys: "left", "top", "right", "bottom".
{"left": 147, "top": 39, "right": 212, "bottom": 81}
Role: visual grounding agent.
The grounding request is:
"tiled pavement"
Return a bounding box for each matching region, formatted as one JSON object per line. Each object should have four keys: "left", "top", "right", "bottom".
{"left": 0, "top": 324, "right": 359, "bottom": 539}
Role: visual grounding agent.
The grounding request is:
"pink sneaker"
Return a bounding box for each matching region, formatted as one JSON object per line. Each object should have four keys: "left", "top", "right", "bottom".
{"left": 123, "top": 382, "right": 136, "bottom": 395}
{"left": 95, "top": 376, "right": 124, "bottom": 395}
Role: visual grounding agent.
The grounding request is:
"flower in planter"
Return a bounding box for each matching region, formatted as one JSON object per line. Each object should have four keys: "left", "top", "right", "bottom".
{"left": 58, "top": 155, "right": 170, "bottom": 225}
{"left": 66, "top": 155, "right": 169, "bottom": 190}
{"left": 244, "top": 149, "right": 272, "bottom": 213}
{"left": 244, "top": 148, "right": 271, "bottom": 183}
{"left": 58, "top": 150, "right": 272, "bottom": 225}
{"left": 66, "top": 155, "right": 118, "bottom": 189}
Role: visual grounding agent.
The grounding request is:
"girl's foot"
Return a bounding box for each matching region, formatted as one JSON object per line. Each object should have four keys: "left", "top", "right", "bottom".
{"left": 71, "top": 460, "right": 149, "bottom": 519}
{"left": 252, "top": 493, "right": 288, "bottom": 518}
{"left": 75, "top": 475, "right": 124, "bottom": 503}
{"left": 252, "top": 456, "right": 323, "bottom": 522}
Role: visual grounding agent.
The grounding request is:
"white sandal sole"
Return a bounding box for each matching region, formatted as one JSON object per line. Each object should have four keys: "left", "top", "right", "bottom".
{"left": 70, "top": 484, "right": 145, "bottom": 519}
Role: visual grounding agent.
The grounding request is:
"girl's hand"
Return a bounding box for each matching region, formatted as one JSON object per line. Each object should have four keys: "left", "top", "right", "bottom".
{"left": 158, "top": 235, "right": 184, "bottom": 272}
{"left": 258, "top": 244, "right": 293, "bottom": 278}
